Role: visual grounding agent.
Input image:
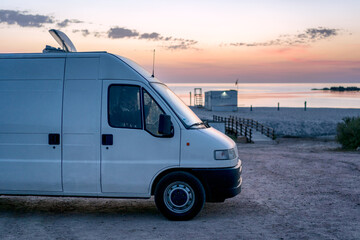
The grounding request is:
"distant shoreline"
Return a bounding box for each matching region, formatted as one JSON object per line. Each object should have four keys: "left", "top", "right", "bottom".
{"left": 312, "top": 86, "right": 360, "bottom": 91}
{"left": 169, "top": 83, "right": 360, "bottom": 108}
{"left": 191, "top": 107, "right": 360, "bottom": 137}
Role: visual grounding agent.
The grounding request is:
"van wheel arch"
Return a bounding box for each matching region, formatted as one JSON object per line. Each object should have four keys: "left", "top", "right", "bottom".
{"left": 151, "top": 169, "right": 208, "bottom": 196}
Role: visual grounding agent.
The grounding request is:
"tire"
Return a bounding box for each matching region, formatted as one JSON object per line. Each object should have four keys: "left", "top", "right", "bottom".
{"left": 154, "top": 171, "right": 205, "bottom": 221}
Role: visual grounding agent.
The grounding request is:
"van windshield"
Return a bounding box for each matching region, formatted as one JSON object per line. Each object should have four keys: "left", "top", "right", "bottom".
{"left": 151, "top": 83, "right": 204, "bottom": 128}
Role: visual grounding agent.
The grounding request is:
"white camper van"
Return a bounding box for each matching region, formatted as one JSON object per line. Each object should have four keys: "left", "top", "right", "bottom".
{"left": 0, "top": 30, "right": 242, "bottom": 220}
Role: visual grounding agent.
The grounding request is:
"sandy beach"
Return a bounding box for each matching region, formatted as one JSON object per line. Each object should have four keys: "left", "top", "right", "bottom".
{"left": 191, "top": 107, "right": 360, "bottom": 137}
{"left": 1, "top": 138, "right": 359, "bottom": 239}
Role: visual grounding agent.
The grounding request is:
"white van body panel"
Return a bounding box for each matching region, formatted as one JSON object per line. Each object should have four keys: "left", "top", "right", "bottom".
{"left": 62, "top": 57, "right": 101, "bottom": 194}
{"left": 99, "top": 54, "right": 143, "bottom": 81}
{"left": 180, "top": 127, "right": 238, "bottom": 168}
{"left": 0, "top": 57, "right": 65, "bottom": 192}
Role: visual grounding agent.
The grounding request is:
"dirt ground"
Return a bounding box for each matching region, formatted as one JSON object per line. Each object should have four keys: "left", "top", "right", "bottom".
{"left": 0, "top": 139, "right": 359, "bottom": 240}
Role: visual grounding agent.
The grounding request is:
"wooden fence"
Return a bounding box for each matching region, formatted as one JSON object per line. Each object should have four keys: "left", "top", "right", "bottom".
{"left": 213, "top": 115, "right": 253, "bottom": 143}
{"left": 229, "top": 116, "right": 276, "bottom": 139}
{"left": 213, "top": 115, "right": 276, "bottom": 141}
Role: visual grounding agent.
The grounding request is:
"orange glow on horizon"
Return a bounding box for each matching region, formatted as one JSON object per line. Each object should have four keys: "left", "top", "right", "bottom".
{"left": 0, "top": 0, "right": 359, "bottom": 83}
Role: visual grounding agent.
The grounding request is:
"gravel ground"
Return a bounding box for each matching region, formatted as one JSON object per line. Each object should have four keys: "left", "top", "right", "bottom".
{"left": 192, "top": 107, "right": 360, "bottom": 137}
{"left": 0, "top": 139, "right": 359, "bottom": 240}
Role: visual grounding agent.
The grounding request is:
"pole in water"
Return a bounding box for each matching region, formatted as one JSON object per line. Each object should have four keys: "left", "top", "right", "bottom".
{"left": 304, "top": 101, "right": 307, "bottom": 111}
{"left": 277, "top": 102, "right": 280, "bottom": 111}
{"left": 189, "top": 92, "right": 192, "bottom": 106}
{"left": 250, "top": 105, "right": 252, "bottom": 111}
{"left": 151, "top": 49, "right": 155, "bottom": 77}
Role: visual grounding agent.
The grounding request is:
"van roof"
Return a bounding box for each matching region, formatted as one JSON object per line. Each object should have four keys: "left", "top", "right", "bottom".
{"left": 0, "top": 51, "right": 108, "bottom": 59}
{"left": 0, "top": 51, "right": 162, "bottom": 83}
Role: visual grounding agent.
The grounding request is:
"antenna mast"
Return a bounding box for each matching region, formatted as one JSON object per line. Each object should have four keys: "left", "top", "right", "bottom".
{"left": 151, "top": 49, "right": 155, "bottom": 77}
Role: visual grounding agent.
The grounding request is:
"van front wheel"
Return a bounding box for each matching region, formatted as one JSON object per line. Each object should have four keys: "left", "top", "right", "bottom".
{"left": 154, "top": 172, "right": 205, "bottom": 221}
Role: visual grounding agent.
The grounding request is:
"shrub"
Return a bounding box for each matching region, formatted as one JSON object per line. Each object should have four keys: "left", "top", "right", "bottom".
{"left": 336, "top": 117, "right": 360, "bottom": 150}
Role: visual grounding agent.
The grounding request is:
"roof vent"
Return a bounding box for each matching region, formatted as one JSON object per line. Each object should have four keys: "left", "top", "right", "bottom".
{"left": 45, "top": 29, "right": 77, "bottom": 53}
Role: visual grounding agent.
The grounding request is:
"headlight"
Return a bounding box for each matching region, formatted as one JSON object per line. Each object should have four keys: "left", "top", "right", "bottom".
{"left": 214, "top": 148, "right": 237, "bottom": 160}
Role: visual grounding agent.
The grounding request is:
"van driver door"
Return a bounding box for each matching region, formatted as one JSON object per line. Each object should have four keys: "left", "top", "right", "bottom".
{"left": 100, "top": 80, "right": 180, "bottom": 196}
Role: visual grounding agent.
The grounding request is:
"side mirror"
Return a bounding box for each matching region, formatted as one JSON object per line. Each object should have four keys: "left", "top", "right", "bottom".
{"left": 158, "top": 114, "right": 173, "bottom": 137}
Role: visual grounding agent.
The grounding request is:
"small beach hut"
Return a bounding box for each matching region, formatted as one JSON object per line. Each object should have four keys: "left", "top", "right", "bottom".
{"left": 205, "top": 90, "right": 237, "bottom": 112}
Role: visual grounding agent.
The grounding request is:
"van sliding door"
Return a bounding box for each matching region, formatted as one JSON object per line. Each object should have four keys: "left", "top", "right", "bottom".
{"left": 62, "top": 57, "right": 101, "bottom": 194}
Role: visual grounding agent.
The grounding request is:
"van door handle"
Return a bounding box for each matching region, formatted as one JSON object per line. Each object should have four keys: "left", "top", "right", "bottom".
{"left": 48, "top": 133, "right": 60, "bottom": 145}
{"left": 102, "top": 134, "right": 113, "bottom": 145}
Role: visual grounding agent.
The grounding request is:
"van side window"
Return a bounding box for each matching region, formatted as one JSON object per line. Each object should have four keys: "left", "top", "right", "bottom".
{"left": 108, "top": 85, "right": 142, "bottom": 129}
{"left": 143, "top": 90, "right": 165, "bottom": 136}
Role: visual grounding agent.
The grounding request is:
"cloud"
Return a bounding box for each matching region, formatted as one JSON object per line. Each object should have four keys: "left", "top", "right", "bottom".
{"left": 139, "top": 32, "right": 162, "bottom": 40}
{"left": 107, "top": 27, "right": 139, "bottom": 39}
{"left": 166, "top": 43, "right": 190, "bottom": 50}
{"left": 0, "top": 9, "right": 81, "bottom": 29}
{"left": 57, "top": 19, "right": 83, "bottom": 28}
{"left": 72, "top": 29, "right": 104, "bottom": 38}
{"left": 72, "top": 26, "right": 198, "bottom": 50}
{"left": 105, "top": 26, "right": 198, "bottom": 50}
{"left": 166, "top": 39, "right": 198, "bottom": 50}
{"left": 81, "top": 29, "right": 90, "bottom": 37}
{"left": 0, "top": 9, "right": 198, "bottom": 51}
{"left": 93, "top": 31, "right": 104, "bottom": 38}
{"left": 0, "top": 9, "right": 53, "bottom": 27}
{"left": 137, "top": 32, "right": 198, "bottom": 49}
{"left": 228, "top": 27, "right": 341, "bottom": 47}
{"left": 302, "top": 28, "right": 338, "bottom": 40}
{"left": 72, "top": 29, "right": 90, "bottom": 37}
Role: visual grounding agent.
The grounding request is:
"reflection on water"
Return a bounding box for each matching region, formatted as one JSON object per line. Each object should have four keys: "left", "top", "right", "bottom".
{"left": 167, "top": 83, "right": 360, "bottom": 108}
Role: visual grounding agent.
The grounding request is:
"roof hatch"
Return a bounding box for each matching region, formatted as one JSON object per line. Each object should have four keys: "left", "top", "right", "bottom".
{"left": 49, "top": 29, "right": 77, "bottom": 52}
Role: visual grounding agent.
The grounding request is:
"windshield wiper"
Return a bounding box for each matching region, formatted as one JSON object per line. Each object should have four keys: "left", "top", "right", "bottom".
{"left": 188, "top": 122, "right": 206, "bottom": 128}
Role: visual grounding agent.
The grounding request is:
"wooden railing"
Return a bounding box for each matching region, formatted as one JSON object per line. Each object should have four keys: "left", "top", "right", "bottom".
{"left": 213, "top": 115, "right": 276, "bottom": 140}
{"left": 213, "top": 115, "right": 253, "bottom": 143}
{"left": 229, "top": 116, "right": 276, "bottom": 139}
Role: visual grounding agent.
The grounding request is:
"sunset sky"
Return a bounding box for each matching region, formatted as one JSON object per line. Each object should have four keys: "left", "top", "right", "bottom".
{"left": 1, "top": 0, "right": 359, "bottom": 83}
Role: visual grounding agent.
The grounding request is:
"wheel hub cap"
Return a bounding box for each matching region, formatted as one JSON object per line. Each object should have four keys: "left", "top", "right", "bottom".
{"left": 164, "top": 182, "right": 195, "bottom": 213}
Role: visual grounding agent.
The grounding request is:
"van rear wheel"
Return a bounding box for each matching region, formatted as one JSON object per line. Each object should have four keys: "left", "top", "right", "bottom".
{"left": 154, "top": 172, "right": 205, "bottom": 221}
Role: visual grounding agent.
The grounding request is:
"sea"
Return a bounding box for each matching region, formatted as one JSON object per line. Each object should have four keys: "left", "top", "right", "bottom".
{"left": 167, "top": 83, "right": 360, "bottom": 109}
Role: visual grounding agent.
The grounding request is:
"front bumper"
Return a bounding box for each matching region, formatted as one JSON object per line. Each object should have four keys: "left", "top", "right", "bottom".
{"left": 192, "top": 160, "right": 242, "bottom": 202}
